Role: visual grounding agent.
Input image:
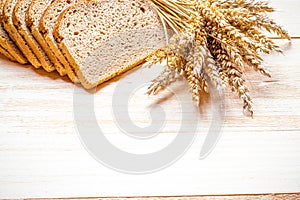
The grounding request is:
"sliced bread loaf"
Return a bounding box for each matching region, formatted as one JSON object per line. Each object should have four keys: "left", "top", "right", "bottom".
{"left": 53, "top": 0, "right": 167, "bottom": 89}
{"left": 13, "top": 0, "right": 55, "bottom": 72}
{"left": 0, "top": 43, "right": 16, "bottom": 61}
{"left": 3, "top": 0, "right": 41, "bottom": 68}
{"left": 0, "top": 0, "right": 27, "bottom": 64}
{"left": 39, "top": 0, "right": 80, "bottom": 83}
{"left": 26, "top": 0, "right": 66, "bottom": 76}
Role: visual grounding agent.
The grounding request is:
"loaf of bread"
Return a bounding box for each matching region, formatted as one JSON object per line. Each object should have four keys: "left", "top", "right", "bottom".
{"left": 0, "top": 0, "right": 167, "bottom": 89}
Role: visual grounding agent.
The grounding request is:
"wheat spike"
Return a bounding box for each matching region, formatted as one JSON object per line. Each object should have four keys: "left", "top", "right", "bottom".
{"left": 146, "top": 0, "right": 290, "bottom": 116}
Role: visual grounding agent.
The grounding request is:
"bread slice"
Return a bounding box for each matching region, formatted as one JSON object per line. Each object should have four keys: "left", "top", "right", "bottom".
{"left": 26, "top": 0, "right": 66, "bottom": 76}
{"left": 3, "top": 0, "right": 41, "bottom": 68}
{"left": 39, "top": 0, "right": 80, "bottom": 83}
{"left": 0, "top": 0, "right": 27, "bottom": 64}
{"left": 0, "top": 24, "right": 26, "bottom": 63}
{"left": 0, "top": 43, "right": 16, "bottom": 61}
{"left": 53, "top": 0, "right": 167, "bottom": 89}
{"left": 12, "top": 0, "right": 55, "bottom": 72}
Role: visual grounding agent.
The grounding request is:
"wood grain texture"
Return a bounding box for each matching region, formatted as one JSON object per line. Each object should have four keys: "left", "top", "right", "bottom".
{"left": 269, "top": 0, "right": 300, "bottom": 37}
{"left": 38, "top": 193, "right": 300, "bottom": 200}
{"left": 0, "top": 0, "right": 300, "bottom": 199}
{"left": 0, "top": 39, "right": 299, "bottom": 199}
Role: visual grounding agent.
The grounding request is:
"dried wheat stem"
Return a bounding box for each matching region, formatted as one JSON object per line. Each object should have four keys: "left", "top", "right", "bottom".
{"left": 146, "top": 0, "right": 289, "bottom": 116}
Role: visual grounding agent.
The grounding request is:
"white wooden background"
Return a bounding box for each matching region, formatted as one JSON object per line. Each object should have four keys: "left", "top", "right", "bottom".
{"left": 0, "top": 0, "right": 300, "bottom": 199}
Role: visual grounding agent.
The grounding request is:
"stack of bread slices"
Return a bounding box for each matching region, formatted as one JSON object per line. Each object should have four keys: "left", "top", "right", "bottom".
{"left": 0, "top": 0, "right": 167, "bottom": 89}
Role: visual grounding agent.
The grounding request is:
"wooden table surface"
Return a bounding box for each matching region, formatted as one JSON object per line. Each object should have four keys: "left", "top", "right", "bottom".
{"left": 0, "top": 0, "right": 300, "bottom": 199}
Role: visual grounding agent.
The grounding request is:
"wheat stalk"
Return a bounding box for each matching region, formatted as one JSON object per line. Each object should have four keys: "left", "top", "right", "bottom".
{"left": 146, "top": 0, "right": 290, "bottom": 116}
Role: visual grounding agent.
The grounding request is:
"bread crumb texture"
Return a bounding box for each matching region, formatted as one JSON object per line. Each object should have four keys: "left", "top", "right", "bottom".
{"left": 56, "top": 0, "right": 167, "bottom": 88}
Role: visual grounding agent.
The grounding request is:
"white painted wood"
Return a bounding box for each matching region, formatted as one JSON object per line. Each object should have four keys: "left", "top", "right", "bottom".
{"left": 269, "top": 0, "right": 300, "bottom": 37}
{"left": 0, "top": 1, "right": 299, "bottom": 198}
{"left": 0, "top": 39, "right": 300, "bottom": 198}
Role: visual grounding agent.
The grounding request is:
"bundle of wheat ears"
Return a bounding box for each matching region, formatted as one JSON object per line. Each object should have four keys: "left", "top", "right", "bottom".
{"left": 146, "top": 0, "right": 290, "bottom": 116}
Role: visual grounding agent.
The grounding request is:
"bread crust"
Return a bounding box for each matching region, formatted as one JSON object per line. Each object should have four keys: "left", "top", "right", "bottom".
{"left": 26, "top": 0, "right": 67, "bottom": 76}
{"left": 43, "top": 32, "right": 79, "bottom": 82}
{"left": 13, "top": 0, "right": 55, "bottom": 72}
{"left": 0, "top": 44, "right": 16, "bottom": 61}
{"left": 0, "top": 0, "right": 27, "bottom": 64}
{"left": 0, "top": 26, "right": 27, "bottom": 64}
{"left": 39, "top": 0, "right": 80, "bottom": 82}
{"left": 3, "top": 0, "right": 41, "bottom": 68}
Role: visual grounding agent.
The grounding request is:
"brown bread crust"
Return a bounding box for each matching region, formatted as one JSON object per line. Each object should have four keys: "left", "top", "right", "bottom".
{"left": 3, "top": 0, "right": 41, "bottom": 68}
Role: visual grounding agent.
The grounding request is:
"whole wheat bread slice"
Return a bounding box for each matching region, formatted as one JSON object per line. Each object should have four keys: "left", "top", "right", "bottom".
{"left": 0, "top": 23, "right": 26, "bottom": 63}
{"left": 0, "top": 0, "right": 27, "bottom": 64}
{"left": 3, "top": 0, "right": 41, "bottom": 68}
{"left": 53, "top": 0, "right": 167, "bottom": 89}
{"left": 13, "top": 0, "right": 55, "bottom": 72}
{"left": 0, "top": 43, "right": 16, "bottom": 61}
{"left": 26, "top": 0, "right": 66, "bottom": 76}
{"left": 39, "top": 0, "right": 80, "bottom": 83}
